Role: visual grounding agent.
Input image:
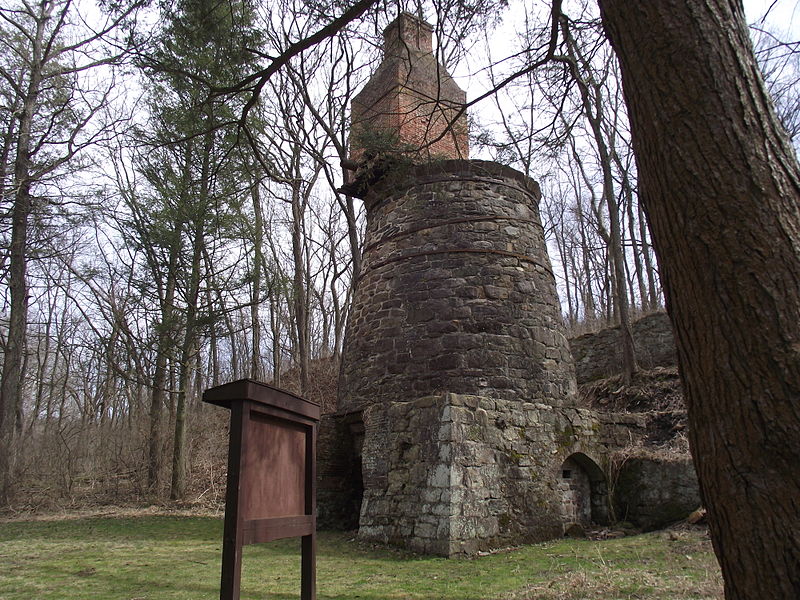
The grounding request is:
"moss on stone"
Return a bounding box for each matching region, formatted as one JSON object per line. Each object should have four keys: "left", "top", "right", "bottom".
{"left": 508, "top": 450, "right": 524, "bottom": 464}
{"left": 555, "top": 424, "right": 576, "bottom": 449}
{"left": 467, "top": 425, "right": 482, "bottom": 440}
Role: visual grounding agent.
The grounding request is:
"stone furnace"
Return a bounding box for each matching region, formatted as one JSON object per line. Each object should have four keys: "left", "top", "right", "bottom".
{"left": 327, "top": 12, "right": 652, "bottom": 556}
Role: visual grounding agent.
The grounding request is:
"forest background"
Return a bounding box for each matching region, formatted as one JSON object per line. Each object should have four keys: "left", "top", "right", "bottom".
{"left": 0, "top": 0, "right": 797, "bottom": 511}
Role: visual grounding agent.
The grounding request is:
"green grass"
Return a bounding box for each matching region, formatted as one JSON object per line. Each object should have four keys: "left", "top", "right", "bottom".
{"left": 0, "top": 515, "right": 722, "bottom": 599}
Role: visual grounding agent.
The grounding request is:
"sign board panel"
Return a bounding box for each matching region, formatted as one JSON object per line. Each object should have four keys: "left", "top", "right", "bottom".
{"left": 203, "top": 379, "right": 320, "bottom": 600}
{"left": 242, "top": 415, "right": 306, "bottom": 520}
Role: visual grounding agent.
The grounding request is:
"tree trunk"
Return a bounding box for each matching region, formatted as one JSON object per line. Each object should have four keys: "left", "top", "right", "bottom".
{"left": 562, "top": 19, "right": 636, "bottom": 381}
{"left": 638, "top": 200, "right": 660, "bottom": 309}
{"left": 251, "top": 179, "right": 265, "bottom": 381}
{"left": 207, "top": 284, "right": 221, "bottom": 386}
{"left": 290, "top": 159, "right": 310, "bottom": 396}
{"left": 170, "top": 218, "right": 203, "bottom": 502}
{"left": 555, "top": 227, "right": 575, "bottom": 324}
{"left": 148, "top": 191, "right": 186, "bottom": 493}
{"left": 30, "top": 293, "right": 54, "bottom": 433}
{"left": 0, "top": 175, "right": 32, "bottom": 503}
{"left": 270, "top": 295, "right": 282, "bottom": 388}
{"left": 618, "top": 155, "right": 649, "bottom": 310}
{"left": 599, "top": 1, "right": 800, "bottom": 597}
{"left": 170, "top": 134, "right": 210, "bottom": 501}
{"left": 0, "top": 6, "right": 48, "bottom": 503}
{"left": 343, "top": 193, "right": 362, "bottom": 282}
{"left": 148, "top": 256, "right": 180, "bottom": 492}
{"left": 574, "top": 199, "right": 596, "bottom": 320}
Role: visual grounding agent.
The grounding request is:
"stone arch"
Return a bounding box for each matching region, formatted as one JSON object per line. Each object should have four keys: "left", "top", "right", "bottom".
{"left": 344, "top": 415, "right": 366, "bottom": 528}
{"left": 558, "top": 452, "right": 610, "bottom": 530}
{"left": 317, "top": 412, "right": 365, "bottom": 530}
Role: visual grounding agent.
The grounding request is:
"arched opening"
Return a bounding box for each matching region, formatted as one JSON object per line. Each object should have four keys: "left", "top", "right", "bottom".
{"left": 343, "top": 416, "right": 365, "bottom": 529}
{"left": 558, "top": 453, "right": 610, "bottom": 530}
{"left": 317, "top": 412, "right": 365, "bottom": 530}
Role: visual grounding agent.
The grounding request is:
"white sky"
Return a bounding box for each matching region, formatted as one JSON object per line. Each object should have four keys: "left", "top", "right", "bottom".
{"left": 452, "top": 0, "right": 800, "bottom": 136}
{"left": 744, "top": 0, "right": 800, "bottom": 36}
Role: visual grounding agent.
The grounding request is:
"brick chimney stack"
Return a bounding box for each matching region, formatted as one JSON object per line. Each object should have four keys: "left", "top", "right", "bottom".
{"left": 383, "top": 12, "right": 433, "bottom": 55}
{"left": 348, "top": 12, "right": 469, "bottom": 168}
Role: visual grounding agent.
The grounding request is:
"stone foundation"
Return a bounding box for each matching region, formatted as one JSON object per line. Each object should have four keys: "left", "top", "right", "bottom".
{"left": 351, "top": 393, "right": 645, "bottom": 555}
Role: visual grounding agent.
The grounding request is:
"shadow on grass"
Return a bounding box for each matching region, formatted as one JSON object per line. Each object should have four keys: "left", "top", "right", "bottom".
{"left": 0, "top": 515, "right": 223, "bottom": 542}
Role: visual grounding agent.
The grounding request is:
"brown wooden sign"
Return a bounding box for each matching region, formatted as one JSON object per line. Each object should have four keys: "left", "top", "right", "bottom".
{"left": 203, "top": 379, "right": 320, "bottom": 600}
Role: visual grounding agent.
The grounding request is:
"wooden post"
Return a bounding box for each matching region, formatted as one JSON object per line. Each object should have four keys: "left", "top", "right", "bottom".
{"left": 203, "top": 379, "right": 320, "bottom": 600}
{"left": 220, "top": 401, "right": 245, "bottom": 599}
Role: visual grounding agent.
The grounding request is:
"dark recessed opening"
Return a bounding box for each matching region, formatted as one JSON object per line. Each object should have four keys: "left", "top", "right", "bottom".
{"left": 562, "top": 469, "right": 572, "bottom": 479}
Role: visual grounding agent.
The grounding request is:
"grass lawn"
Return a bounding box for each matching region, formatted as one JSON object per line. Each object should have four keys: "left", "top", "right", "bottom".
{"left": 0, "top": 515, "right": 722, "bottom": 599}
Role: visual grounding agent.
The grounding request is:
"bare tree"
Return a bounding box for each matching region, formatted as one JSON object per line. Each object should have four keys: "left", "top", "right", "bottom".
{"left": 0, "top": 0, "right": 140, "bottom": 503}
{"left": 751, "top": 25, "right": 800, "bottom": 148}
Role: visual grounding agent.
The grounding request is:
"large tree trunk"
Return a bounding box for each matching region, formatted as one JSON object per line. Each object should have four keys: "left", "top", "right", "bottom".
{"left": 0, "top": 7, "right": 48, "bottom": 503}
{"left": 599, "top": 1, "right": 800, "bottom": 597}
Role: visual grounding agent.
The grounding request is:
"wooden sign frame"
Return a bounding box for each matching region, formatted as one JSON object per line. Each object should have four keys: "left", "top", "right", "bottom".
{"left": 203, "top": 379, "right": 320, "bottom": 600}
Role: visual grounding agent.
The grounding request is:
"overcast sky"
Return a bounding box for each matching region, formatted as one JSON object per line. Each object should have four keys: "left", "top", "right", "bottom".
{"left": 744, "top": 0, "right": 799, "bottom": 36}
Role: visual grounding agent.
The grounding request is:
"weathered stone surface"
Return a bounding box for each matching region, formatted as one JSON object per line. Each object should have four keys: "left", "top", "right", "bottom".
{"left": 336, "top": 159, "right": 589, "bottom": 554}
{"left": 613, "top": 457, "right": 701, "bottom": 531}
{"left": 351, "top": 392, "right": 649, "bottom": 555}
{"left": 339, "top": 160, "right": 577, "bottom": 416}
{"left": 569, "top": 312, "right": 677, "bottom": 383}
{"left": 316, "top": 414, "right": 364, "bottom": 530}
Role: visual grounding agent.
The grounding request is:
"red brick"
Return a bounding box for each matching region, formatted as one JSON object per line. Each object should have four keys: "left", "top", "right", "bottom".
{"left": 349, "top": 13, "right": 469, "bottom": 163}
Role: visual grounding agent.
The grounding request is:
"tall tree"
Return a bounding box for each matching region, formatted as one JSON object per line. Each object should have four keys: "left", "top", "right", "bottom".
{"left": 136, "top": 0, "right": 261, "bottom": 499}
{"left": 0, "top": 0, "right": 138, "bottom": 504}
{"left": 556, "top": 16, "right": 637, "bottom": 377}
{"left": 599, "top": 1, "right": 800, "bottom": 597}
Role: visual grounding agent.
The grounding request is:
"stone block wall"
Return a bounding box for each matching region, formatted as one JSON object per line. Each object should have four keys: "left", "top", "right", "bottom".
{"left": 339, "top": 160, "right": 576, "bottom": 416}
{"left": 318, "top": 391, "right": 699, "bottom": 551}
{"left": 316, "top": 414, "right": 363, "bottom": 530}
{"left": 569, "top": 312, "right": 677, "bottom": 383}
{"left": 558, "top": 456, "right": 592, "bottom": 526}
{"left": 354, "top": 392, "right": 648, "bottom": 555}
{"left": 613, "top": 456, "right": 701, "bottom": 530}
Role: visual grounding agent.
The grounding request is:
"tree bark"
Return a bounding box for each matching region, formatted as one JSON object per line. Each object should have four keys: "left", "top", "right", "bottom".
{"left": 0, "top": 4, "right": 48, "bottom": 503}
{"left": 148, "top": 219, "right": 182, "bottom": 493}
{"left": 250, "top": 179, "right": 265, "bottom": 381}
{"left": 599, "top": 1, "right": 800, "bottom": 597}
